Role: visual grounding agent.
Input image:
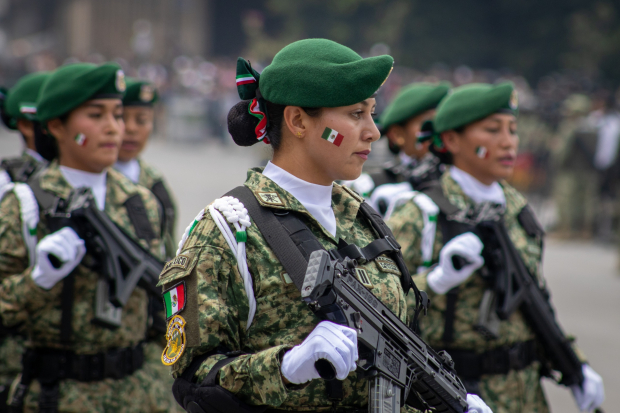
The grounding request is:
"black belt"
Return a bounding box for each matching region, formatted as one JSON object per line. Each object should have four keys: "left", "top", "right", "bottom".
{"left": 444, "top": 340, "right": 538, "bottom": 380}
{"left": 24, "top": 342, "right": 145, "bottom": 383}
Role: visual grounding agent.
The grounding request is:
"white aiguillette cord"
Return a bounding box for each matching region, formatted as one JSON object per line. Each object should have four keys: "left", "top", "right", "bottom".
{"left": 208, "top": 196, "right": 256, "bottom": 330}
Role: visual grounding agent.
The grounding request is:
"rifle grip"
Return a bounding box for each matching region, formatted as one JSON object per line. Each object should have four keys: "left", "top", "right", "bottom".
{"left": 314, "top": 359, "right": 336, "bottom": 381}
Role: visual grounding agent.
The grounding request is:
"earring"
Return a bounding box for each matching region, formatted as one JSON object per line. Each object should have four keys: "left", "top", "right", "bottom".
{"left": 296, "top": 131, "right": 302, "bottom": 137}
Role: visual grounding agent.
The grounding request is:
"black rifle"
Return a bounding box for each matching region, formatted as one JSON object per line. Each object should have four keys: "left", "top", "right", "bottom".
{"left": 302, "top": 250, "right": 468, "bottom": 413}
{"left": 46, "top": 187, "right": 164, "bottom": 328}
{"left": 474, "top": 220, "right": 584, "bottom": 387}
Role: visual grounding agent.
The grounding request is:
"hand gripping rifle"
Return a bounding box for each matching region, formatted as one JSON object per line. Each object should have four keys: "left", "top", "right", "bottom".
{"left": 302, "top": 250, "right": 468, "bottom": 413}
{"left": 46, "top": 187, "right": 164, "bottom": 328}
{"left": 473, "top": 220, "right": 584, "bottom": 388}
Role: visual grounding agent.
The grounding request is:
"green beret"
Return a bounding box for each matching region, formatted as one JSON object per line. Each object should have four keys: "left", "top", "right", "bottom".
{"left": 37, "top": 62, "right": 126, "bottom": 122}
{"left": 122, "top": 78, "right": 158, "bottom": 106}
{"left": 380, "top": 82, "right": 451, "bottom": 129}
{"left": 240, "top": 39, "right": 394, "bottom": 108}
{"left": 433, "top": 82, "right": 518, "bottom": 133}
{"left": 3, "top": 72, "right": 50, "bottom": 129}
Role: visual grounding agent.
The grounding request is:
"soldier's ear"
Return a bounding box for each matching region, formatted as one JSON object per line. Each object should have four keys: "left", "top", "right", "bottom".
{"left": 441, "top": 130, "right": 461, "bottom": 155}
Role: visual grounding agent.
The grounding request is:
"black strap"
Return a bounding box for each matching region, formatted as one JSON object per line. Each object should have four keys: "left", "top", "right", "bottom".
{"left": 124, "top": 194, "right": 157, "bottom": 242}
{"left": 517, "top": 204, "right": 544, "bottom": 239}
{"left": 442, "top": 288, "right": 459, "bottom": 343}
{"left": 59, "top": 275, "right": 75, "bottom": 344}
{"left": 226, "top": 186, "right": 309, "bottom": 290}
{"left": 151, "top": 180, "right": 176, "bottom": 234}
{"left": 0, "top": 157, "right": 40, "bottom": 183}
{"left": 203, "top": 357, "right": 240, "bottom": 386}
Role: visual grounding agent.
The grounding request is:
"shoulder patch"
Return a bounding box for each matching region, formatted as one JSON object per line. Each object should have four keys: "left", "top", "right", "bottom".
{"left": 162, "top": 315, "right": 186, "bottom": 366}
{"left": 257, "top": 191, "right": 284, "bottom": 206}
{"left": 163, "top": 254, "right": 190, "bottom": 273}
{"left": 375, "top": 256, "right": 402, "bottom": 276}
{"left": 340, "top": 184, "right": 364, "bottom": 202}
{"left": 158, "top": 249, "right": 199, "bottom": 286}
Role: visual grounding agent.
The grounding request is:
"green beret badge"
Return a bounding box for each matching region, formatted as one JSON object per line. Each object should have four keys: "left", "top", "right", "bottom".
{"left": 115, "top": 70, "right": 126, "bottom": 93}
{"left": 509, "top": 90, "right": 518, "bottom": 110}
{"left": 139, "top": 84, "right": 155, "bottom": 103}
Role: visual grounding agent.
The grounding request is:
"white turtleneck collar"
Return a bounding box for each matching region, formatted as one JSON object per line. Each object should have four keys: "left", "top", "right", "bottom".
{"left": 25, "top": 148, "right": 45, "bottom": 163}
{"left": 114, "top": 158, "right": 141, "bottom": 184}
{"left": 59, "top": 165, "right": 107, "bottom": 210}
{"left": 450, "top": 166, "right": 506, "bottom": 206}
{"left": 263, "top": 161, "right": 337, "bottom": 237}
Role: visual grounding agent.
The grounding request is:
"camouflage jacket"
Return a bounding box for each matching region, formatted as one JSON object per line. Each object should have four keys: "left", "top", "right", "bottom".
{"left": 0, "top": 161, "right": 164, "bottom": 354}
{"left": 138, "top": 158, "right": 177, "bottom": 259}
{"left": 158, "top": 168, "right": 410, "bottom": 410}
{"left": 388, "top": 170, "right": 542, "bottom": 351}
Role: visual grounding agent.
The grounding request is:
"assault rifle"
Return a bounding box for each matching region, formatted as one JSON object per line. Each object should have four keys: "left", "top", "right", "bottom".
{"left": 473, "top": 220, "right": 584, "bottom": 387}
{"left": 302, "top": 250, "right": 468, "bottom": 413}
{"left": 46, "top": 187, "right": 164, "bottom": 329}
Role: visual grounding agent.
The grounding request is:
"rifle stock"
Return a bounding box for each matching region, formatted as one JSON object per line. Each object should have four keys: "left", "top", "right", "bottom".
{"left": 302, "top": 250, "right": 468, "bottom": 413}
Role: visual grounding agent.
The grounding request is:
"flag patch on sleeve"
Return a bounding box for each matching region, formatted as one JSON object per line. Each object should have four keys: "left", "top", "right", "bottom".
{"left": 163, "top": 281, "right": 186, "bottom": 320}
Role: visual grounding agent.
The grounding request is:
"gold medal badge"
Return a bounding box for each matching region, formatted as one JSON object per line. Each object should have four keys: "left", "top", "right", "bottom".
{"left": 161, "top": 314, "right": 187, "bottom": 366}
{"left": 116, "top": 70, "right": 127, "bottom": 93}
{"left": 509, "top": 90, "right": 519, "bottom": 110}
{"left": 139, "top": 84, "right": 155, "bottom": 102}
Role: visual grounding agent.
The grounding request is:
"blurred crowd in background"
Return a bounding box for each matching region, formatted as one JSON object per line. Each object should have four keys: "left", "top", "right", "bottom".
{"left": 1, "top": 0, "right": 620, "bottom": 243}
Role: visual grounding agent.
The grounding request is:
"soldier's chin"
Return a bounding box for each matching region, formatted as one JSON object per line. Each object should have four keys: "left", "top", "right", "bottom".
{"left": 339, "top": 165, "right": 364, "bottom": 182}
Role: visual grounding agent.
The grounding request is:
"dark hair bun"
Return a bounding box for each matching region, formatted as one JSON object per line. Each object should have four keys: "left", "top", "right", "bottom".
{"left": 227, "top": 100, "right": 260, "bottom": 147}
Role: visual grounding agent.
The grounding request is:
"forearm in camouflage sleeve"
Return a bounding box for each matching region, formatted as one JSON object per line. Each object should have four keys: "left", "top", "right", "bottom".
{"left": 0, "top": 193, "right": 57, "bottom": 326}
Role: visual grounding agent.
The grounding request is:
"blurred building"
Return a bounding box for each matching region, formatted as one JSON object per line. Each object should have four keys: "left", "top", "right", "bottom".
{"left": 0, "top": 0, "right": 211, "bottom": 80}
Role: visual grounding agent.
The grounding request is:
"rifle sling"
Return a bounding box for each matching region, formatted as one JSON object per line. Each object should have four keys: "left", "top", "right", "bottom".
{"left": 151, "top": 180, "right": 176, "bottom": 235}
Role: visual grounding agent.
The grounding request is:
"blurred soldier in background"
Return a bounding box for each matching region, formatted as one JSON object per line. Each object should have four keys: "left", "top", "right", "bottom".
{"left": 551, "top": 94, "right": 595, "bottom": 238}
{"left": 0, "top": 73, "right": 50, "bottom": 187}
{"left": 114, "top": 78, "right": 177, "bottom": 259}
{"left": 0, "top": 72, "right": 50, "bottom": 412}
{"left": 0, "top": 62, "right": 175, "bottom": 412}
{"left": 344, "top": 82, "right": 450, "bottom": 215}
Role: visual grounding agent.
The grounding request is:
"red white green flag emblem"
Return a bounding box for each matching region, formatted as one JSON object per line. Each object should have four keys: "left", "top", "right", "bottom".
{"left": 236, "top": 74, "right": 256, "bottom": 86}
{"left": 321, "top": 127, "right": 344, "bottom": 147}
{"left": 163, "top": 282, "right": 186, "bottom": 319}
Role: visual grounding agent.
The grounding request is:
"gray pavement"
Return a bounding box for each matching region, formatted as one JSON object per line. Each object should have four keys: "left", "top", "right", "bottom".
{"left": 1, "top": 136, "right": 618, "bottom": 412}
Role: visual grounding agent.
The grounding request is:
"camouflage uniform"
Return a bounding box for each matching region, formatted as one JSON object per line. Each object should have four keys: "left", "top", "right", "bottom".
{"left": 136, "top": 158, "right": 177, "bottom": 259}
{"left": 0, "top": 150, "right": 47, "bottom": 400}
{"left": 158, "top": 168, "right": 421, "bottom": 412}
{"left": 387, "top": 170, "right": 551, "bottom": 413}
{"left": 0, "top": 162, "right": 176, "bottom": 412}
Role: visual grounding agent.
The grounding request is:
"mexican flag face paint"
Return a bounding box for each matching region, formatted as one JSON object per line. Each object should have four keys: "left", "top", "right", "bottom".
{"left": 476, "top": 146, "right": 488, "bottom": 159}
{"left": 321, "top": 127, "right": 344, "bottom": 147}
{"left": 75, "top": 133, "right": 87, "bottom": 146}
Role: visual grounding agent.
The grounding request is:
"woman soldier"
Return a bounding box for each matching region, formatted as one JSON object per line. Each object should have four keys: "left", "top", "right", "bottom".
{"left": 0, "top": 72, "right": 50, "bottom": 185}
{"left": 114, "top": 78, "right": 177, "bottom": 259}
{"left": 159, "top": 39, "right": 490, "bottom": 413}
{"left": 0, "top": 63, "right": 175, "bottom": 412}
{"left": 387, "top": 82, "right": 605, "bottom": 412}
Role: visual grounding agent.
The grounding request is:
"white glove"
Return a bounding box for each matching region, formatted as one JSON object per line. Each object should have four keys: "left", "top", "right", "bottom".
{"left": 281, "top": 321, "right": 358, "bottom": 384}
{"left": 31, "top": 227, "right": 86, "bottom": 290}
{"left": 466, "top": 394, "right": 493, "bottom": 413}
{"left": 427, "top": 232, "right": 484, "bottom": 294}
{"left": 571, "top": 364, "right": 605, "bottom": 412}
